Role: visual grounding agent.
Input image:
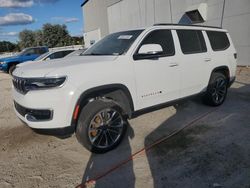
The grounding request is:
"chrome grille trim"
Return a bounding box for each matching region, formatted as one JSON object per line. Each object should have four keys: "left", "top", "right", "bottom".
{"left": 12, "top": 77, "right": 27, "bottom": 94}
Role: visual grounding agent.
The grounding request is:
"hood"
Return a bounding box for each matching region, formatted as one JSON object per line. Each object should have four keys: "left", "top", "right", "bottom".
{"left": 0, "top": 55, "right": 21, "bottom": 63}
{"left": 13, "top": 55, "right": 118, "bottom": 78}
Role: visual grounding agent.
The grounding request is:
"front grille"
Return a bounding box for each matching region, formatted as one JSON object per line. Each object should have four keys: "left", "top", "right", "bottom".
{"left": 12, "top": 77, "right": 27, "bottom": 94}
{"left": 14, "top": 101, "right": 53, "bottom": 121}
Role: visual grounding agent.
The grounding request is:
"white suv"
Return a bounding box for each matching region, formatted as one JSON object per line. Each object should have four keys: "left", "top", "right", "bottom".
{"left": 12, "top": 24, "right": 237, "bottom": 153}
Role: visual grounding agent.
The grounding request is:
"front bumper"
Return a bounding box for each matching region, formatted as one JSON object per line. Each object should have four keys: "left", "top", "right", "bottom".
{"left": 12, "top": 82, "right": 78, "bottom": 130}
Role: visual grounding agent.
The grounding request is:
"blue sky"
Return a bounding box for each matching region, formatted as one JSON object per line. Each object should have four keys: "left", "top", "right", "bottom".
{"left": 0, "top": 0, "right": 84, "bottom": 43}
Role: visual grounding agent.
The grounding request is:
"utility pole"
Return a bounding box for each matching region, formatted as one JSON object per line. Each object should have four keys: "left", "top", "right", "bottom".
{"left": 169, "top": 0, "right": 173, "bottom": 23}
{"left": 221, "top": 0, "right": 226, "bottom": 27}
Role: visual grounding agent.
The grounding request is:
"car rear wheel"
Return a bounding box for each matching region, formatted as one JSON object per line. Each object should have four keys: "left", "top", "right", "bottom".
{"left": 203, "top": 72, "right": 228, "bottom": 106}
{"left": 76, "top": 99, "right": 127, "bottom": 153}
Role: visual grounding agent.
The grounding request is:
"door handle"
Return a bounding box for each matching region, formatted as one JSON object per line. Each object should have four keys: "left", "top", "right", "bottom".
{"left": 169, "top": 62, "right": 179, "bottom": 67}
{"left": 204, "top": 58, "right": 212, "bottom": 62}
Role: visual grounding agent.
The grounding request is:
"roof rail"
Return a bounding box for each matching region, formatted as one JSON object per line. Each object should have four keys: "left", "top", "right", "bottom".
{"left": 153, "top": 23, "right": 222, "bottom": 29}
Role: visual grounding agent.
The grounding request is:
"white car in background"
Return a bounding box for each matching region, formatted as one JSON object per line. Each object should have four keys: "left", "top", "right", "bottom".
{"left": 64, "top": 49, "right": 87, "bottom": 58}
{"left": 35, "top": 49, "right": 75, "bottom": 61}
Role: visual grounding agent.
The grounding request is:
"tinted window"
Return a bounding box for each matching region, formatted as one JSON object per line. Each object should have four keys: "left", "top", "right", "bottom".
{"left": 63, "top": 50, "right": 74, "bottom": 56}
{"left": 49, "top": 51, "right": 64, "bottom": 59}
{"left": 38, "top": 47, "right": 47, "bottom": 54}
{"left": 138, "top": 30, "right": 175, "bottom": 56}
{"left": 84, "top": 30, "right": 143, "bottom": 56}
{"left": 23, "top": 48, "right": 35, "bottom": 55}
{"left": 177, "top": 30, "right": 207, "bottom": 54}
{"left": 34, "top": 48, "right": 42, "bottom": 55}
{"left": 206, "top": 31, "right": 230, "bottom": 51}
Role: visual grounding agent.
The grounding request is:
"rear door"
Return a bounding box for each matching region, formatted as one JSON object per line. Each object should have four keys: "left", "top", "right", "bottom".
{"left": 176, "top": 29, "right": 211, "bottom": 97}
{"left": 133, "top": 29, "right": 181, "bottom": 109}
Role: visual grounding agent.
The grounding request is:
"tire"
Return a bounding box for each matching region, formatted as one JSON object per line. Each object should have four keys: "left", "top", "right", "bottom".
{"left": 203, "top": 72, "right": 228, "bottom": 106}
{"left": 8, "top": 65, "right": 16, "bottom": 75}
{"left": 76, "top": 99, "right": 127, "bottom": 153}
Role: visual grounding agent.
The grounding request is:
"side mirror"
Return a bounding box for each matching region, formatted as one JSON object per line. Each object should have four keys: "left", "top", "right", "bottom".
{"left": 138, "top": 44, "right": 163, "bottom": 55}
{"left": 134, "top": 44, "right": 164, "bottom": 60}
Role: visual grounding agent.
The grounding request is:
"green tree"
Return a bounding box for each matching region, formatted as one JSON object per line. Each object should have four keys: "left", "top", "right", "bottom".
{"left": 18, "top": 29, "right": 36, "bottom": 48}
{"left": 42, "top": 24, "right": 71, "bottom": 48}
{"left": 17, "top": 23, "right": 84, "bottom": 49}
{"left": 34, "top": 30, "right": 44, "bottom": 46}
{"left": 71, "top": 36, "right": 84, "bottom": 45}
{"left": 0, "top": 41, "right": 18, "bottom": 53}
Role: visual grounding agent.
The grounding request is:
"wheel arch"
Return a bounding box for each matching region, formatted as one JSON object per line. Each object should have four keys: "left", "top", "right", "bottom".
{"left": 71, "top": 84, "right": 135, "bottom": 127}
{"left": 210, "top": 65, "right": 230, "bottom": 85}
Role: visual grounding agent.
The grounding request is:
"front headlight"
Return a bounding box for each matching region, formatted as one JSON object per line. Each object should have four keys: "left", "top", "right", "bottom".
{"left": 0, "top": 62, "right": 5, "bottom": 65}
{"left": 25, "top": 76, "right": 67, "bottom": 90}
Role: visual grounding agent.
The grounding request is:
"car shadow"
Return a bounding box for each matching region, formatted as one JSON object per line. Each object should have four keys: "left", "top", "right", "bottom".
{"left": 77, "top": 79, "right": 250, "bottom": 187}
{"left": 78, "top": 123, "right": 135, "bottom": 188}
{"left": 144, "top": 82, "right": 250, "bottom": 188}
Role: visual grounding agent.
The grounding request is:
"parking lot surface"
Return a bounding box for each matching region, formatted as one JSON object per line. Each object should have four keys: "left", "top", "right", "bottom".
{"left": 0, "top": 68, "right": 250, "bottom": 188}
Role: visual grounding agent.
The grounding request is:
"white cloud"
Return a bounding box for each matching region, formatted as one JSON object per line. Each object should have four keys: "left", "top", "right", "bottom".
{"left": 0, "top": 0, "right": 34, "bottom": 8}
{"left": 0, "top": 31, "right": 19, "bottom": 36}
{"left": 65, "top": 18, "right": 79, "bottom": 23}
{"left": 52, "top": 17, "right": 79, "bottom": 24}
{"left": 0, "top": 0, "right": 59, "bottom": 8}
{"left": 0, "top": 13, "right": 34, "bottom": 26}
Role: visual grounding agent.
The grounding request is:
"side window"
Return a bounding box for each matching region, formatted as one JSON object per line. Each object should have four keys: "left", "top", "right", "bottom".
{"left": 49, "top": 51, "right": 64, "bottom": 59}
{"left": 206, "top": 31, "right": 230, "bottom": 51}
{"left": 34, "top": 48, "right": 41, "bottom": 55}
{"left": 177, "top": 30, "right": 207, "bottom": 54}
{"left": 24, "top": 48, "right": 35, "bottom": 55}
{"left": 38, "top": 48, "right": 47, "bottom": 55}
{"left": 63, "top": 50, "right": 74, "bottom": 56}
{"left": 138, "top": 30, "right": 175, "bottom": 56}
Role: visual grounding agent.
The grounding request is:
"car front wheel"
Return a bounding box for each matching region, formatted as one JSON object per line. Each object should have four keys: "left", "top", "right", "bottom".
{"left": 76, "top": 99, "right": 127, "bottom": 153}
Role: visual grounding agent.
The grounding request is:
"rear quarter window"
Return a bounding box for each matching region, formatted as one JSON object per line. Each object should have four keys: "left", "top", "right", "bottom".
{"left": 206, "top": 31, "right": 230, "bottom": 51}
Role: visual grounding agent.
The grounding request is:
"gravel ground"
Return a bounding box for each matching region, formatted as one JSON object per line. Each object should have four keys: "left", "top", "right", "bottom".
{"left": 0, "top": 68, "right": 249, "bottom": 188}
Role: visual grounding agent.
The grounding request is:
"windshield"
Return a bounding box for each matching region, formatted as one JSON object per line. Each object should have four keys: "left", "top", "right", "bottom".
{"left": 35, "top": 52, "right": 50, "bottom": 60}
{"left": 18, "top": 48, "right": 28, "bottom": 56}
{"left": 83, "top": 30, "right": 143, "bottom": 56}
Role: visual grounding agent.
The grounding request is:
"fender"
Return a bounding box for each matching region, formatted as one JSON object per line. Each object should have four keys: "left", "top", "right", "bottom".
{"left": 70, "top": 84, "right": 135, "bottom": 128}
{"left": 209, "top": 65, "right": 230, "bottom": 85}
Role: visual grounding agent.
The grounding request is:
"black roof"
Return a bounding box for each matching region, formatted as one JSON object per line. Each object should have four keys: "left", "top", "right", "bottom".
{"left": 154, "top": 23, "right": 222, "bottom": 29}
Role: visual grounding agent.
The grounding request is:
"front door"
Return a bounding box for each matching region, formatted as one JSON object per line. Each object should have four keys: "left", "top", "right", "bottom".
{"left": 133, "top": 29, "right": 180, "bottom": 110}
